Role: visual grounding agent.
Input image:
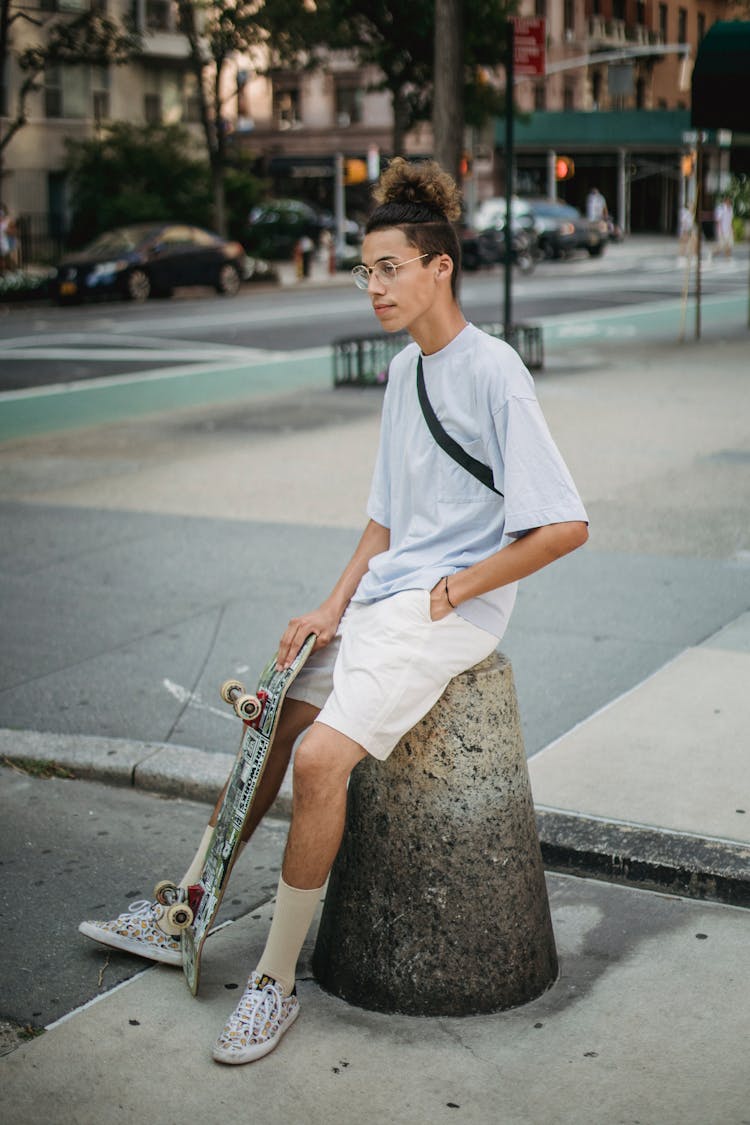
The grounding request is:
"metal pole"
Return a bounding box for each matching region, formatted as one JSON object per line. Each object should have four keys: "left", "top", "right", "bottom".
{"left": 695, "top": 136, "right": 703, "bottom": 341}
{"left": 334, "top": 153, "right": 347, "bottom": 263}
{"left": 504, "top": 20, "right": 514, "bottom": 334}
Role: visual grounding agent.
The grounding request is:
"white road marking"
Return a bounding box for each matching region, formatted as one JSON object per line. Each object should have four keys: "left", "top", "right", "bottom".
{"left": 162, "top": 678, "right": 234, "bottom": 723}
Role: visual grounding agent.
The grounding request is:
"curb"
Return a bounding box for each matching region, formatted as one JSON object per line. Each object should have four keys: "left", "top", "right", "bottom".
{"left": 3, "top": 727, "right": 748, "bottom": 909}
{"left": 537, "top": 809, "right": 750, "bottom": 910}
{"left": 0, "top": 728, "right": 293, "bottom": 816}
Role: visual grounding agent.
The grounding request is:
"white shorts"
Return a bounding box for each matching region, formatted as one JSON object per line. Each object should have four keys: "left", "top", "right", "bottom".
{"left": 286, "top": 590, "right": 499, "bottom": 761}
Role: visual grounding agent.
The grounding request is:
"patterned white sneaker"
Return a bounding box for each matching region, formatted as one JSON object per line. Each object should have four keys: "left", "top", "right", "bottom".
{"left": 78, "top": 899, "right": 182, "bottom": 966}
{"left": 212, "top": 973, "right": 300, "bottom": 1065}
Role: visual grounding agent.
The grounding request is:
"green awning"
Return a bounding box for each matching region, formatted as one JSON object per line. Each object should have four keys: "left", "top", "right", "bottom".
{"left": 691, "top": 21, "right": 750, "bottom": 132}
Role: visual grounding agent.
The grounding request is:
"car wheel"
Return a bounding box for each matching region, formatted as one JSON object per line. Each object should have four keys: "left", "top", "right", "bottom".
{"left": 587, "top": 243, "right": 605, "bottom": 257}
{"left": 125, "top": 269, "right": 151, "bottom": 302}
{"left": 216, "top": 263, "right": 241, "bottom": 296}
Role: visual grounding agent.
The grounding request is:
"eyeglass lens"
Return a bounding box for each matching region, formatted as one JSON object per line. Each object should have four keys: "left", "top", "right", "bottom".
{"left": 352, "top": 262, "right": 398, "bottom": 288}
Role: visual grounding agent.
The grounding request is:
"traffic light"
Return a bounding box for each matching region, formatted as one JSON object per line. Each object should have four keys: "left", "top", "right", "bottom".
{"left": 459, "top": 152, "right": 473, "bottom": 178}
{"left": 555, "top": 156, "right": 575, "bottom": 181}
{"left": 681, "top": 151, "right": 695, "bottom": 177}
{"left": 344, "top": 159, "right": 368, "bottom": 185}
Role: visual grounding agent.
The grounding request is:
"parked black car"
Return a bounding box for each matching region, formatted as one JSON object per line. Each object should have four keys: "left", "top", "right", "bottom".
{"left": 522, "top": 199, "right": 607, "bottom": 259}
{"left": 54, "top": 223, "right": 247, "bottom": 304}
{"left": 245, "top": 199, "right": 329, "bottom": 260}
{"left": 245, "top": 198, "right": 362, "bottom": 260}
{"left": 460, "top": 221, "right": 539, "bottom": 273}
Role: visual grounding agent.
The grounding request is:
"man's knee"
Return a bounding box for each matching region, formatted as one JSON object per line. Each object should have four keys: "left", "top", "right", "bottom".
{"left": 292, "top": 724, "right": 365, "bottom": 799}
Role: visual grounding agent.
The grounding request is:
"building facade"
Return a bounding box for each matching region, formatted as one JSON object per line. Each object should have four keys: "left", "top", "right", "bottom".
{"left": 1, "top": 0, "right": 746, "bottom": 258}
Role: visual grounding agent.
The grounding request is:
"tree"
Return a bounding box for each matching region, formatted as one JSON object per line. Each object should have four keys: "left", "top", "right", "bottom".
{"left": 432, "top": 0, "right": 463, "bottom": 183}
{"left": 0, "top": 1, "right": 140, "bottom": 184}
{"left": 312, "top": 0, "right": 515, "bottom": 165}
{"left": 316, "top": 0, "right": 434, "bottom": 156}
{"left": 174, "top": 0, "right": 317, "bottom": 235}
{"left": 64, "top": 122, "right": 212, "bottom": 247}
{"left": 63, "top": 120, "right": 264, "bottom": 247}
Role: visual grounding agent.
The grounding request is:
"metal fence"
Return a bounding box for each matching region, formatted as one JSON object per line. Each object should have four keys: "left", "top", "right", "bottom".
{"left": 333, "top": 323, "right": 544, "bottom": 387}
{"left": 13, "top": 213, "right": 67, "bottom": 267}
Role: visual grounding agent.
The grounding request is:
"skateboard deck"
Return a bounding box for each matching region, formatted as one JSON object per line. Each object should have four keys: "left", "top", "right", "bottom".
{"left": 160, "top": 633, "right": 316, "bottom": 996}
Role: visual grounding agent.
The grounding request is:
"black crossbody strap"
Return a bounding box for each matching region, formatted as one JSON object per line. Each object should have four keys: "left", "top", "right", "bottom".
{"left": 416, "top": 355, "right": 503, "bottom": 497}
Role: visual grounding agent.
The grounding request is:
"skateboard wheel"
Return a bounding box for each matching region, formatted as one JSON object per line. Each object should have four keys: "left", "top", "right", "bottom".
{"left": 153, "top": 879, "right": 179, "bottom": 906}
{"left": 166, "top": 902, "right": 193, "bottom": 930}
{"left": 235, "top": 693, "right": 262, "bottom": 722}
{"left": 220, "top": 679, "right": 244, "bottom": 705}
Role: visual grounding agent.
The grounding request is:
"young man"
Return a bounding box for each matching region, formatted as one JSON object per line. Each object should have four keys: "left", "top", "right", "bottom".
{"left": 80, "top": 158, "right": 588, "bottom": 1064}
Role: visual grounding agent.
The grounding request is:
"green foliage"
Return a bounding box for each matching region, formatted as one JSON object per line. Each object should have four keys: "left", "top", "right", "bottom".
{"left": 223, "top": 163, "right": 268, "bottom": 242}
{"left": 62, "top": 122, "right": 265, "bottom": 248}
{"left": 293, "top": 0, "right": 516, "bottom": 145}
{"left": 728, "top": 174, "right": 750, "bottom": 219}
{"left": 64, "top": 123, "right": 213, "bottom": 247}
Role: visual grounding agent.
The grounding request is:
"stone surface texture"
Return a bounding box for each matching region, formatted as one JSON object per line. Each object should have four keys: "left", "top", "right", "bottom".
{"left": 313, "top": 652, "right": 558, "bottom": 1015}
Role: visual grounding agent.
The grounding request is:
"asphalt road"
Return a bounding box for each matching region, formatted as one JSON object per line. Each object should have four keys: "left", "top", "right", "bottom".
{"left": 1, "top": 236, "right": 746, "bottom": 391}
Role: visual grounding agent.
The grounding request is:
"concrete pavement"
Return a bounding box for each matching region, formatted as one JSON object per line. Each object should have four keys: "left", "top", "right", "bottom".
{"left": 1, "top": 298, "right": 749, "bottom": 1121}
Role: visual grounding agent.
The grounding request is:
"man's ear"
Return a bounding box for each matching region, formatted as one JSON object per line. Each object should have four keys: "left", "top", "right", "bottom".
{"left": 435, "top": 253, "right": 454, "bottom": 282}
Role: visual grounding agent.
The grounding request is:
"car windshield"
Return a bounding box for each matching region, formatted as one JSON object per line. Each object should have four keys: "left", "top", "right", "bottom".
{"left": 529, "top": 202, "right": 580, "bottom": 220}
{"left": 83, "top": 226, "right": 159, "bottom": 254}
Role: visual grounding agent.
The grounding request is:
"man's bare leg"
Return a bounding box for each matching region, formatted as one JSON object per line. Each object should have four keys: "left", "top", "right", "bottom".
{"left": 252, "top": 722, "right": 366, "bottom": 994}
{"left": 180, "top": 698, "right": 320, "bottom": 888}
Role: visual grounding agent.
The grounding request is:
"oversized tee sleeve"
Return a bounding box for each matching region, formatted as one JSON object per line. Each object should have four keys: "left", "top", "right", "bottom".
{"left": 495, "top": 395, "right": 588, "bottom": 539}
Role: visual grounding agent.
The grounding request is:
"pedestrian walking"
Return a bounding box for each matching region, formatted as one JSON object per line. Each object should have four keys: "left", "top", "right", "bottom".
{"left": 586, "top": 186, "right": 608, "bottom": 222}
{"left": 714, "top": 194, "right": 734, "bottom": 258}
{"left": 678, "top": 203, "right": 697, "bottom": 259}
{"left": 79, "top": 157, "right": 589, "bottom": 1065}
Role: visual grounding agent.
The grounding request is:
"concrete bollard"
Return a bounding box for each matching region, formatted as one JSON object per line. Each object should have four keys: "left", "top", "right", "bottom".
{"left": 312, "top": 651, "right": 558, "bottom": 1016}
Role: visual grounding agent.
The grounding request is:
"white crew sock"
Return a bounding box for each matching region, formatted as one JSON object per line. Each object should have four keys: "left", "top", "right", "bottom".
{"left": 254, "top": 876, "right": 325, "bottom": 996}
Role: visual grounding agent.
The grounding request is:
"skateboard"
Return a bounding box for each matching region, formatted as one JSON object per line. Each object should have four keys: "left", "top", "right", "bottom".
{"left": 154, "top": 633, "right": 316, "bottom": 995}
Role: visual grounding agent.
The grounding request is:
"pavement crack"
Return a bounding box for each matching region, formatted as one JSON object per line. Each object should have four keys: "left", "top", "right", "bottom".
{"left": 163, "top": 603, "right": 228, "bottom": 744}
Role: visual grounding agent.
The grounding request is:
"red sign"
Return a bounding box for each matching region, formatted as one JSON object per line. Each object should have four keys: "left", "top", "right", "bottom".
{"left": 512, "top": 17, "right": 546, "bottom": 78}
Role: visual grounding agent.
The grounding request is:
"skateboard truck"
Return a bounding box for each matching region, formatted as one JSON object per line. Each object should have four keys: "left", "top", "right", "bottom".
{"left": 220, "top": 680, "right": 267, "bottom": 727}
{"left": 152, "top": 880, "right": 194, "bottom": 930}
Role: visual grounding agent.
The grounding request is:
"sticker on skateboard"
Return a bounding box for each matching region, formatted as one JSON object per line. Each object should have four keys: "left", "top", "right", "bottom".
{"left": 154, "top": 633, "right": 316, "bottom": 995}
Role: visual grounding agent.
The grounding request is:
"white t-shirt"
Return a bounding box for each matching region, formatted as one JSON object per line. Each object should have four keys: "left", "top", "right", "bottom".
{"left": 352, "top": 323, "right": 588, "bottom": 638}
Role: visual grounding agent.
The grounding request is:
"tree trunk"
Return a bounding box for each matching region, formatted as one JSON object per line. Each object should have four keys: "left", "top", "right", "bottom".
{"left": 390, "top": 87, "right": 410, "bottom": 158}
{"left": 432, "top": 0, "right": 464, "bottom": 183}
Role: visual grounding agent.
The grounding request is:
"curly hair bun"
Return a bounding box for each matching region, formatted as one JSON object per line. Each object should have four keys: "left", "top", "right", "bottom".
{"left": 372, "top": 157, "right": 462, "bottom": 223}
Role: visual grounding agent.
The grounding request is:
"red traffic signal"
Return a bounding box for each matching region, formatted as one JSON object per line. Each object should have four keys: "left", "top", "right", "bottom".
{"left": 555, "top": 156, "right": 575, "bottom": 181}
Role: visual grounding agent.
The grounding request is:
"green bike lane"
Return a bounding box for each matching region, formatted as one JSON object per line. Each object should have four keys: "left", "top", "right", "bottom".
{"left": 0, "top": 290, "right": 745, "bottom": 443}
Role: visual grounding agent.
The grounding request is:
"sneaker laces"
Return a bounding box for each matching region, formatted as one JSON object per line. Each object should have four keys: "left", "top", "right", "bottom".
{"left": 233, "top": 979, "right": 284, "bottom": 1036}
{"left": 117, "top": 899, "right": 163, "bottom": 924}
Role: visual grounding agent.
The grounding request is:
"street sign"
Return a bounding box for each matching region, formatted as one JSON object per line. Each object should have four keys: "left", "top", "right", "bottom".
{"left": 512, "top": 17, "right": 546, "bottom": 77}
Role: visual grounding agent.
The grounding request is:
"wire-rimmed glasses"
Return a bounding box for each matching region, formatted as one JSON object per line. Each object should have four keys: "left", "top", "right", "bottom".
{"left": 351, "top": 253, "right": 431, "bottom": 290}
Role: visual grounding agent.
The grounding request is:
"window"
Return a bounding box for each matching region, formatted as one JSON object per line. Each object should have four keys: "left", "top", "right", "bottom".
{"left": 659, "top": 3, "right": 668, "bottom": 40}
{"left": 534, "top": 83, "right": 546, "bottom": 111}
{"left": 563, "top": 0, "right": 574, "bottom": 33}
{"left": 534, "top": 0, "right": 546, "bottom": 15}
{"left": 697, "top": 12, "right": 706, "bottom": 42}
{"left": 335, "top": 81, "right": 362, "bottom": 127}
{"left": 145, "top": 0, "right": 175, "bottom": 31}
{"left": 678, "top": 8, "right": 687, "bottom": 43}
{"left": 44, "top": 65, "right": 88, "bottom": 118}
{"left": 183, "top": 71, "right": 203, "bottom": 124}
{"left": 563, "top": 80, "right": 575, "bottom": 110}
{"left": 92, "top": 66, "right": 110, "bottom": 124}
{"left": 144, "top": 92, "right": 162, "bottom": 123}
{"left": 273, "top": 84, "right": 301, "bottom": 129}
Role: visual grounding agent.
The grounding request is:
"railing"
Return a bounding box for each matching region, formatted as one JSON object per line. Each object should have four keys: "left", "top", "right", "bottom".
{"left": 333, "top": 323, "right": 544, "bottom": 387}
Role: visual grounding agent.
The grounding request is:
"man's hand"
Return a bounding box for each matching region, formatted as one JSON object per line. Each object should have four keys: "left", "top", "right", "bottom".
{"left": 429, "top": 577, "right": 456, "bottom": 622}
{"left": 276, "top": 602, "right": 342, "bottom": 670}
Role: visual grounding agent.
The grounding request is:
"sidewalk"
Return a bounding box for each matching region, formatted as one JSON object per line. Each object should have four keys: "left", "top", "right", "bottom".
{"left": 1, "top": 324, "right": 749, "bottom": 1123}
